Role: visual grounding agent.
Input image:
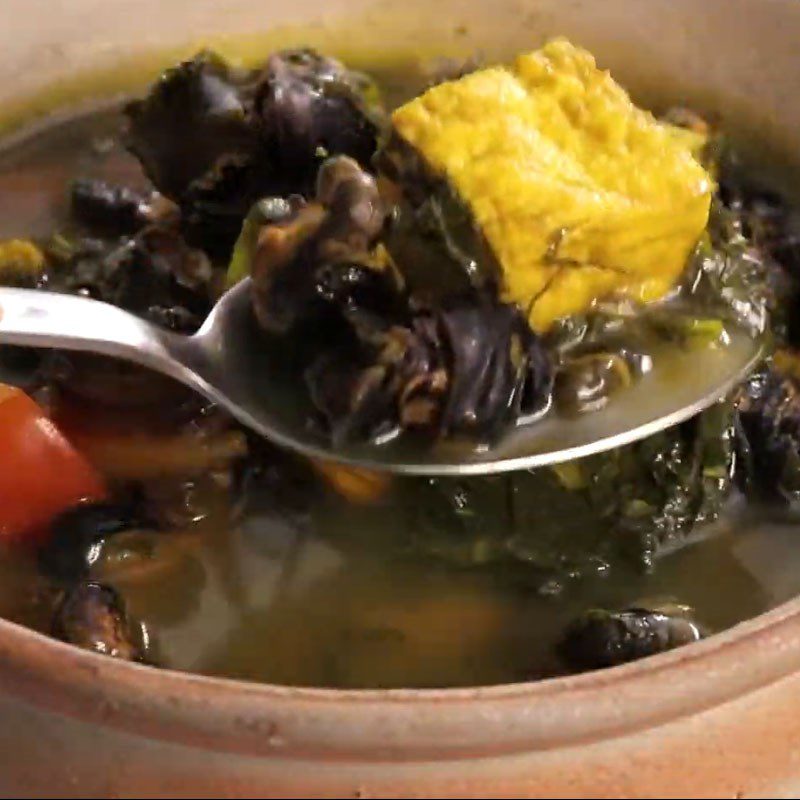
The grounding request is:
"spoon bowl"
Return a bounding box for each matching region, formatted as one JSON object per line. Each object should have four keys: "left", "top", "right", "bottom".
{"left": 0, "top": 280, "right": 764, "bottom": 475}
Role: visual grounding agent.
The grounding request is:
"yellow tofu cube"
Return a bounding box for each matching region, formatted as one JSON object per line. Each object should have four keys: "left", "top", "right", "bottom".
{"left": 391, "top": 38, "right": 713, "bottom": 331}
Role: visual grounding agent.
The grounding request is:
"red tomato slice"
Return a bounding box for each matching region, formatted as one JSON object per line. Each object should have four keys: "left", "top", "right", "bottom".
{"left": 0, "top": 384, "right": 106, "bottom": 544}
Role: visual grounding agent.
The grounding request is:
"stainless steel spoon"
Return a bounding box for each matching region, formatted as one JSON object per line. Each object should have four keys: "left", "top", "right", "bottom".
{"left": 0, "top": 280, "right": 764, "bottom": 476}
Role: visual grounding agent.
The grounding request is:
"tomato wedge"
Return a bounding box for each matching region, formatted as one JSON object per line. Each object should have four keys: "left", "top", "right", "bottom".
{"left": 0, "top": 384, "right": 106, "bottom": 544}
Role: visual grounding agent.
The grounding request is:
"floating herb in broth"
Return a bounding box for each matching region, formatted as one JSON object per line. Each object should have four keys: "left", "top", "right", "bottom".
{"left": 0, "top": 41, "right": 799, "bottom": 688}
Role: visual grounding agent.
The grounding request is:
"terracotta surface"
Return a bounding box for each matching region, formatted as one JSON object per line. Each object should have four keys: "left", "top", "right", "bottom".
{"left": 3, "top": 0, "right": 800, "bottom": 796}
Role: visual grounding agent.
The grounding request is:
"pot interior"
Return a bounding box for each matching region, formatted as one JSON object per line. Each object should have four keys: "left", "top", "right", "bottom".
{"left": 1, "top": 0, "right": 800, "bottom": 690}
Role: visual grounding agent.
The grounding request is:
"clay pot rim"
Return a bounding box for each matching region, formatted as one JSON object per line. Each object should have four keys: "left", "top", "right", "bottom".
{"left": 2, "top": 5, "right": 798, "bottom": 764}
{"left": 3, "top": 590, "right": 799, "bottom": 761}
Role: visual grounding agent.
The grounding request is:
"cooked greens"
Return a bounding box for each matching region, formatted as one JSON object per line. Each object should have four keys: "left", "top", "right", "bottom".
{"left": 403, "top": 400, "right": 734, "bottom": 572}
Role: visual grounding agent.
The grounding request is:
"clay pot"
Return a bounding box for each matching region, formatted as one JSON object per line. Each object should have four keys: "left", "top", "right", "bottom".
{"left": 3, "top": 0, "right": 800, "bottom": 796}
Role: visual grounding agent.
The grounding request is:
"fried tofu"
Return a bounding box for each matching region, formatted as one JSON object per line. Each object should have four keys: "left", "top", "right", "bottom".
{"left": 391, "top": 39, "right": 713, "bottom": 331}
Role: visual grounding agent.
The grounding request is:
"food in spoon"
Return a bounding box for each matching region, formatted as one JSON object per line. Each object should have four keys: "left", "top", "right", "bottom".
{"left": 220, "top": 40, "right": 755, "bottom": 447}
{"left": 0, "top": 37, "right": 796, "bottom": 686}
{"left": 387, "top": 39, "right": 713, "bottom": 331}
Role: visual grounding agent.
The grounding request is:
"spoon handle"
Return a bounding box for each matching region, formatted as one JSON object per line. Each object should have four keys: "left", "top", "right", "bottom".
{"left": 0, "top": 287, "right": 179, "bottom": 372}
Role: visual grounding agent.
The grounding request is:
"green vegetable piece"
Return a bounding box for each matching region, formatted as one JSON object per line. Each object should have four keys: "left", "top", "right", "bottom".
{"left": 225, "top": 198, "right": 294, "bottom": 288}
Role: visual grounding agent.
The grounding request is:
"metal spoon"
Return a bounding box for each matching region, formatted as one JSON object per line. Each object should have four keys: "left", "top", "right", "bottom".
{"left": 0, "top": 280, "right": 764, "bottom": 476}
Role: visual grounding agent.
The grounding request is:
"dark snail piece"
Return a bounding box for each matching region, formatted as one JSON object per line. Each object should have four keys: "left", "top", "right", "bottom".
{"left": 559, "top": 605, "right": 706, "bottom": 671}
{"left": 51, "top": 582, "right": 149, "bottom": 663}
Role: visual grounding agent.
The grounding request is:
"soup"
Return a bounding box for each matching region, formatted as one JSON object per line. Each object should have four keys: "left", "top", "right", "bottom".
{"left": 0, "top": 41, "right": 799, "bottom": 688}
